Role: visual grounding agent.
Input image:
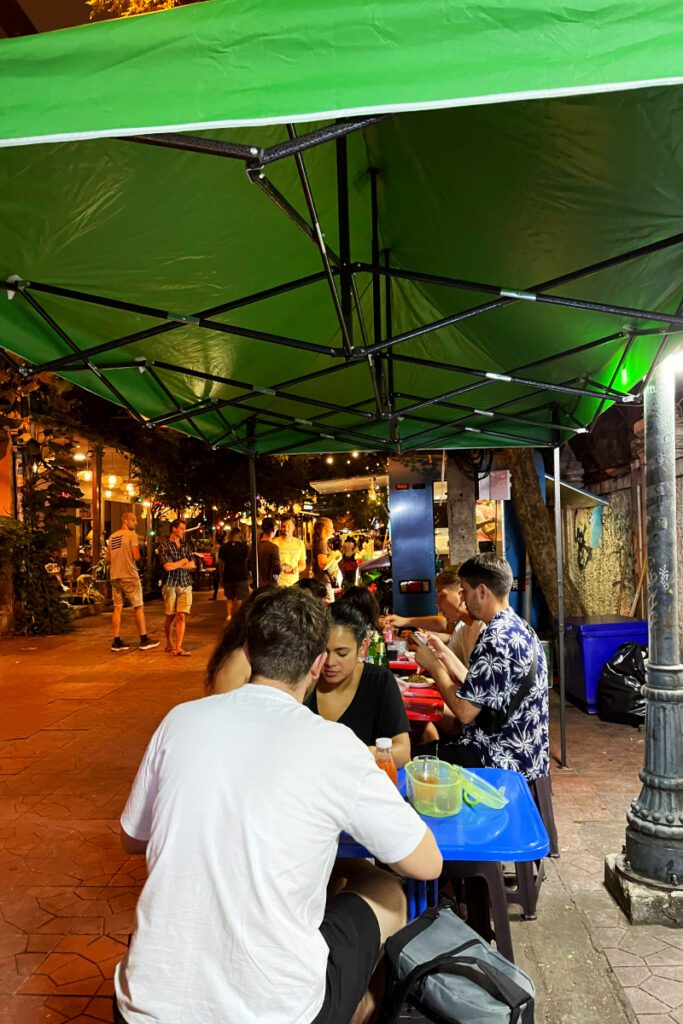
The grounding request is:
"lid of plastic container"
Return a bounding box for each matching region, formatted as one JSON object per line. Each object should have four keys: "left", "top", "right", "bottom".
{"left": 459, "top": 767, "right": 509, "bottom": 809}
{"left": 376, "top": 737, "right": 392, "bottom": 750}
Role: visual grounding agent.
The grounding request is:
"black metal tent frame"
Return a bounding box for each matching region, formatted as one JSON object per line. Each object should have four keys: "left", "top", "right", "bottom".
{"left": 4, "top": 113, "right": 680, "bottom": 767}
{"left": 3, "top": 114, "right": 683, "bottom": 459}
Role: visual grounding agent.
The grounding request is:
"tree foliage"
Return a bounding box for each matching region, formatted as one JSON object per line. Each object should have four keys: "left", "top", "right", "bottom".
{"left": 0, "top": 358, "right": 86, "bottom": 634}
{"left": 88, "top": 0, "right": 197, "bottom": 19}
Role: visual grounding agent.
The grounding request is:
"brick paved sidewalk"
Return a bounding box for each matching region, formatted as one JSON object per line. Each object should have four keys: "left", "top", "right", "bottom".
{"left": 1, "top": 597, "right": 681, "bottom": 1023}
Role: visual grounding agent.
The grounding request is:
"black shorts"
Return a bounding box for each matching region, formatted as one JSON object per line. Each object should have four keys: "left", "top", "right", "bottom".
{"left": 310, "top": 892, "right": 381, "bottom": 1024}
{"left": 223, "top": 578, "right": 250, "bottom": 600}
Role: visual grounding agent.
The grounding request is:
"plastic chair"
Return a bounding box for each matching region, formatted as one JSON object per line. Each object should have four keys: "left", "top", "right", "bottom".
{"left": 506, "top": 774, "right": 559, "bottom": 920}
{"left": 441, "top": 861, "right": 515, "bottom": 963}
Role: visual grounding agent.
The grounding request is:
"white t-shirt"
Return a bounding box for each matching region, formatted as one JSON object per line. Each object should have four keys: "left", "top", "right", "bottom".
{"left": 274, "top": 536, "right": 307, "bottom": 587}
{"left": 115, "top": 685, "right": 426, "bottom": 1024}
{"left": 448, "top": 619, "right": 484, "bottom": 667}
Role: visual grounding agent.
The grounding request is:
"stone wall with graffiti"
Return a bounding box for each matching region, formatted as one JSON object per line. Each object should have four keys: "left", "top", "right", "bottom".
{"left": 564, "top": 487, "right": 636, "bottom": 617}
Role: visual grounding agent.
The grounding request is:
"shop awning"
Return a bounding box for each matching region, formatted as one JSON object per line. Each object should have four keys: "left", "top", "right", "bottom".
{"left": 1, "top": 0, "right": 683, "bottom": 454}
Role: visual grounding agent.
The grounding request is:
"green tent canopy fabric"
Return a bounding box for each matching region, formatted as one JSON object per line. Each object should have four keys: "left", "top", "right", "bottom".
{"left": 1, "top": 0, "right": 683, "bottom": 454}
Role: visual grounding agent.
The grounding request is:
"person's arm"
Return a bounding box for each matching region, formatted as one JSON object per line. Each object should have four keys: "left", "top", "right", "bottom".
{"left": 411, "top": 640, "right": 477, "bottom": 721}
{"left": 296, "top": 542, "right": 307, "bottom": 575}
{"left": 121, "top": 828, "right": 148, "bottom": 855}
{"left": 120, "top": 726, "right": 161, "bottom": 857}
{"left": 425, "top": 634, "right": 468, "bottom": 684}
{"left": 389, "top": 827, "right": 442, "bottom": 880}
{"left": 271, "top": 543, "right": 281, "bottom": 575}
{"left": 131, "top": 533, "right": 141, "bottom": 562}
{"left": 384, "top": 612, "right": 448, "bottom": 632}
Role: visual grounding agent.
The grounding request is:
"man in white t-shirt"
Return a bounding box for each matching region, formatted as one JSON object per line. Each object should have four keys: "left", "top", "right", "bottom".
{"left": 114, "top": 587, "right": 441, "bottom": 1024}
{"left": 106, "top": 512, "right": 159, "bottom": 653}
{"left": 275, "top": 514, "right": 307, "bottom": 587}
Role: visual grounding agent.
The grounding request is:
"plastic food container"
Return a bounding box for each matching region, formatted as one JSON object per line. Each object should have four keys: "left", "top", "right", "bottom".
{"left": 405, "top": 757, "right": 463, "bottom": 817}
{"left": 459, "top": 767, "right": 508, "bottom": 810}
{"left": 404, "top": 757, "right": 508, "bottom": 817}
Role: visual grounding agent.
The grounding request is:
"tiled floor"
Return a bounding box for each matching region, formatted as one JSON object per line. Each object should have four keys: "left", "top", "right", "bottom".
{"left": 0, "top": 597, "right": 680, "bottom": 1023}
{"left": 0, "top": 596, "right": 213, "bottom": 1022}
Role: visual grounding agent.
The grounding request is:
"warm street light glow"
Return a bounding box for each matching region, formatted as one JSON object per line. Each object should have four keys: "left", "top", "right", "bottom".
{"left": 664, "top": 349, "right": 683, "bottom": 373}
{"left": 107, "top": 474, "right": 117, "bottom": 487}
{"left": 82, "top": 470, "right": 93, "bottom": 482}
{"left": 325, "top": 456, "right": 334, "bottom": 464}
{"left": 73, "top": 452, "right": 86, "bottom": 462}
{"left": 105, "top": 490, "right": 112, "bottom": 498}
{"left": 352, "top": 451, "right": 359, "bottom": 457}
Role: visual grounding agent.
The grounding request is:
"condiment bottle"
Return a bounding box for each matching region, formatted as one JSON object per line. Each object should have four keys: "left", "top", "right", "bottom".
{"left": 375, "top": 737, "right": 398, "bottom": 785}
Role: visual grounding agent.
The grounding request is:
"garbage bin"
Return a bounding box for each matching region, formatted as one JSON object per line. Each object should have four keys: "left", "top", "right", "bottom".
{"left": 564, "top": 616, "right": 648, "bottom": 713}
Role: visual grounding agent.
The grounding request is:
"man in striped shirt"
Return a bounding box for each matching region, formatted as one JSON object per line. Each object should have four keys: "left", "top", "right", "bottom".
{"left": 159, "top": 520, "right": 197, "bottom": 657}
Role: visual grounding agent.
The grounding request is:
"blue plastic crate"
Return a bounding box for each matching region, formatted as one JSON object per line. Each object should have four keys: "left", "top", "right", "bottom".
{"left": 564, "top": 616, "right": 648, "bottom": 714}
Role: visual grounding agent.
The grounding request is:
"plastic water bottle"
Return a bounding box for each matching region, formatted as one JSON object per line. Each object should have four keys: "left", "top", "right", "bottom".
{"left": 375, "top": 737, "right": 398, "bottom": 785}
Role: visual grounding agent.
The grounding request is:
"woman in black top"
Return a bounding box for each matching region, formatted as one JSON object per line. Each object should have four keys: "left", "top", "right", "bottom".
{"left": 305, "top": 601, "right": 411, "bottom": 767}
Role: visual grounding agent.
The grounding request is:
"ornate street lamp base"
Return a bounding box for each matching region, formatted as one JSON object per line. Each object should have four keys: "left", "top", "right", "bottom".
{"left": 605, "top": 853, "right": 683, "bottom": 926}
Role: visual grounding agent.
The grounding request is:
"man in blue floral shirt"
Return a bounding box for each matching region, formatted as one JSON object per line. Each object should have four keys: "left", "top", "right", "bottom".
{"left": 417, "top": 554, "right": 549, "bottom": 781}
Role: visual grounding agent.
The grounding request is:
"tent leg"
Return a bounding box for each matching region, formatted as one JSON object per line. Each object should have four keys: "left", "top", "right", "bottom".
{"left": 248, "top": 420, "right": 259, "bottom": 588}
{"left": 553, "top": 445, "right": 567, "bottom": 768}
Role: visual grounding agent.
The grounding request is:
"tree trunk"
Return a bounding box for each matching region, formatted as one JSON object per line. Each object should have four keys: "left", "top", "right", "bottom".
{"left": 498, "top": 448, "right": 586, "bottom": 619}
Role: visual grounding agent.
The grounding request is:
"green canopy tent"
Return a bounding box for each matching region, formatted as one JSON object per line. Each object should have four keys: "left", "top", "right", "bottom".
{"left": 3, "top": 0, "right": 683, "bottom": 761}
{"left": 1, "top": 0, "right": 683, "bottom": 455}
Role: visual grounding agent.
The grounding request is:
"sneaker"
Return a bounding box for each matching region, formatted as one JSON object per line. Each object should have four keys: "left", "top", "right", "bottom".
{"left": 112, "top": 638, "right": 130, "bottom": 652}
{"left": 139, "top": 636, "right": 160, "bottom": 651}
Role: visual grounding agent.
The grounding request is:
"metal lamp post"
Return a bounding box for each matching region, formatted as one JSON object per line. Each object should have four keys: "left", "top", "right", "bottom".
{"left": 625, "top": 360, "right": 683, "bottom": 884}
{"left": 607, "top": 357, "right": 683, "bottom": 919}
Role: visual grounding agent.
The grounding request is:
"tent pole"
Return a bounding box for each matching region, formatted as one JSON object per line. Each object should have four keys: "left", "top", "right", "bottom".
{"left": 285, "top": 126, "right": 353, "bottom": 356}
{"left": 336, "top": 135, "right": 353, "bottom": 346}
{"left": 553, "top": 445, "right": 567, "bottom": 768}
{"left": 248, "top": 420, "right": 259, "bottom": 589}
{"left": 130, "top": 116, "right": 385, "bottom": 167}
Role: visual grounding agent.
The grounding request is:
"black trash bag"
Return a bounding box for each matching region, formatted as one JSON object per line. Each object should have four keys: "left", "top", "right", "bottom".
{"left": 598, "top": 641, "right": 647, "bottom": 727}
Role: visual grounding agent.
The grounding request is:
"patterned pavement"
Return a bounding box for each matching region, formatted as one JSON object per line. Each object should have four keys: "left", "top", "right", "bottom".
{"left": 0, "top": 596, "right": 682, "bottom": 1023}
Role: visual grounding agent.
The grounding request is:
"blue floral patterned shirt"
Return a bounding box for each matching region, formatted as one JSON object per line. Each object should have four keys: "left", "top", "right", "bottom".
{"left": 457, "top": 606, "right": 549, "bottom": 781}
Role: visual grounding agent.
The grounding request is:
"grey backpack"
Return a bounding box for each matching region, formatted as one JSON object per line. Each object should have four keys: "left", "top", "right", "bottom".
{"left": 379, "top": 900, "right": 535, "bottom": 1024}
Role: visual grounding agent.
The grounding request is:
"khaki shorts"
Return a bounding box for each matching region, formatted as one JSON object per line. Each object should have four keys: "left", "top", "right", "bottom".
{"left": 163, "top": 585, "right": 193, "bottom": 615}
{"left": 111, "top": 577, "right": 143, "bottom": 609}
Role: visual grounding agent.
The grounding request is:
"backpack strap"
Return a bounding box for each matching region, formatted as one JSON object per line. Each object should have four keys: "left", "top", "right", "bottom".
{"left": 478, "top": 636, "right": 539, "bottom": 737}
{"left": 506, "top": 638, "right": 538, "bottom": 721}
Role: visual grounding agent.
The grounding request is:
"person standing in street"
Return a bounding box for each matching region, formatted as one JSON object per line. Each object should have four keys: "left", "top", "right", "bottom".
{"left": 274, "top": 515, "right": 307, "bottom": 587}
{"left": 257, "top": 517, "right": 281, "bottom": 587}
{"left": 210, "top": 530, "right": 226, "bottom": 601}
{"left": 107, "top": 512, "right": 160, "bottom": 653}
{"left": 159, "top": 520, "right": 197, "bottom": 657}
{"left": 219, "top": 526, "right": 251, "bottom": 620}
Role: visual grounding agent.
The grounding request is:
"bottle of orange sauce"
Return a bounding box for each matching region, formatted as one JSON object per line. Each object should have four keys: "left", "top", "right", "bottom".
{"left": 375, "top": 737, "right": 398, "bottom": 786}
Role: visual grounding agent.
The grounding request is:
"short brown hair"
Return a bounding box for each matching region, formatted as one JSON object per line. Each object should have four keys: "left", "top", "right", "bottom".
{"left": 459, "top": 554, "right": 513, "bottom": 599}
{"left": 435, "top": 565, "right": 461, "bottom": 590}
{"left": 246, "top": 587, "right": 330, "bottom": 686}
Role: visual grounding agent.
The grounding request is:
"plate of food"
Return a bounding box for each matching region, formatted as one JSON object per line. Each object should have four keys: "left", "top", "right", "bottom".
{"left": 406, "top": 673, "right": 432, "bottom": 688}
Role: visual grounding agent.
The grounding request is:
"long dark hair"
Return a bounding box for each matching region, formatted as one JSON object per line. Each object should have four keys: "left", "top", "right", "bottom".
{"left": 336, "top": 586, "right": 379, "bottom": 631}
{"left": 329, "top": 598, "right": 369, "bottom": 646}
{"left": 205, "top": 595, "right": 255, "bottom": 693}
{"left": 312, "top": 517, "right": 333, "bottom": 549}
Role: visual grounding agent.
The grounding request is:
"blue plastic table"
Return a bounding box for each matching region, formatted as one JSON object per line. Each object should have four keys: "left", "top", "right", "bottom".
{"left": 339, "top": 767, "right": 550, "bottom": 947}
